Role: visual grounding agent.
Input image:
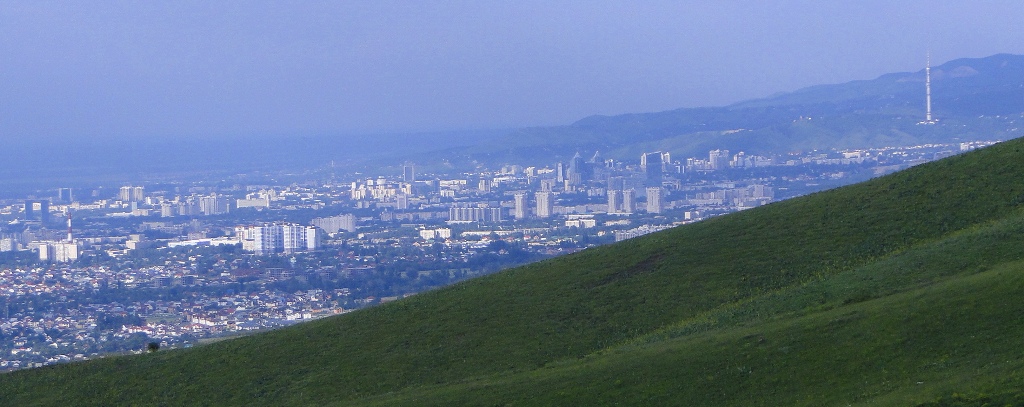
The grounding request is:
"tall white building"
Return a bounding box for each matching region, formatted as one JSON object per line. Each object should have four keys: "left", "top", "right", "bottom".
{"left": 403, "top": 163, "right": 416, "bottom": 182}
{"left": 199, "top": 194, "right": 231, "bottom": 215}
{"left": 709, "top": 150, "right": 730, "bottom": 170}
{"left": 646, "top": 187, "right": 663, "bottom": 214}
{"left": 535, "top": 191, "right": 553, "bottom": 218}
{"left": 622, "top": 189, "right": 635, "bottom": 214}
{"left": 607, "top": 190, "right": 622, "bottom": 214}
{"left": 119, "top": 186, "right": 145, "bottom": 202}
{"left": 159, "top": 204, "right": 177, "bottom": 217}
{"left": 513, "top": 192, "right": 528, "bottom": 220}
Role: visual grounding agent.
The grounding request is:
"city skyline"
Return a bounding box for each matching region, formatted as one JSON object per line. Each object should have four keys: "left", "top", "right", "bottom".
{"left": 0, "top": 135, "right": 1001, "bottom": 371}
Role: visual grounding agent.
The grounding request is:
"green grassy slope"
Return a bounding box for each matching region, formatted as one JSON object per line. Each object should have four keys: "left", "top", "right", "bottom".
{"left": 4, "top": 138, "right": 1024, "bottom": 405}
{"left": 361, "top": 210, "right": 1024, "bottom": 406}
{"left": 368, "top": 262, "right": 1024, "bottom": 406}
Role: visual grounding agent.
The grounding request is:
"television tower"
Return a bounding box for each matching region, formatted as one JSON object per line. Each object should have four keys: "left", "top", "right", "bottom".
{"left": 921, "top": 52, "right": 937, "bottom": 124}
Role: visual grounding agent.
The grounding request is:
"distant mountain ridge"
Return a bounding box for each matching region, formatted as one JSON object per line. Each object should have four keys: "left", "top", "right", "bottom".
{"left": 7, "top": 54, "right": 1021, "bottom": 186}
{"left": 445, "top": 53, "right": 1024, "bottom": 166}
{"left": 729, "top": 53, "right": 1024, "bottom": 113}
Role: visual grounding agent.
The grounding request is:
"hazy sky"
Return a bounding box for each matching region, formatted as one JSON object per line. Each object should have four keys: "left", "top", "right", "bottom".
{"left": 2, "top": 1, "right": 1023, "bottom": 142}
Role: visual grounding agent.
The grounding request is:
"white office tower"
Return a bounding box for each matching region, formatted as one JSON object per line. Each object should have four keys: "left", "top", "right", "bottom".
{"left": 622, "top": 189, "right": 635, "bottom": 213}
{"left": 646, "top": 187, "right": 664, "bottom": 214}
{"left": 513, "top": 192, "right": 528, "bottom": 220}
{"left": 535, "top": 191, "right": 553, "bottom": 218}
{"left": 607, "top": 190, "right": 622, "bottom": 214}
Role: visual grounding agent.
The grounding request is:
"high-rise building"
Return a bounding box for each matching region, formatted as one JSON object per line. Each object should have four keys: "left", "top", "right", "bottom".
{"left": 608, "top": 176, "right": 624, "bottom": 191}
{"left": 709, "top": 149, "right": 730, "bottom": 170}
{"left": 513, "top": 192, "right": 528, "bottom": 220}
{"left": 749, "top": 184, "right": 774, "bottom": 199}
{"left": 607, "top": 190, "right": 621, "bottom": 214}
{"left": 646, "top": 187, "right": 663, "bottom": 214}
{"left": 159, "top": 204, "right": 177, "bottom": 217}
{"left": 535, "top": 191, "right": 553, "bottom": 218}
{"left": 567, "top": 152, "right": 586, "bottom": 185}
{"left": 57, "top": 188, "right": 74, "bottom": 203}
{"left": 119, "top": 186, "right": 145, "bottom": 202}
{"left": 199, "top": 194, "right": 230, "bottom": 215}
{"left": 403, "top": 163, "right": 416, "bottom": 182}
{"left": 641, "top": 152, "right": 663, "bottom": 187}
{"left": 24, "top": 200, "right": 50, "bottom": 223}
{"left": 177, "top": 199, "right": 201, "bottom": 216}
{"left": 282, "top": 225, "right": 322, "bottom": 253}
{"left": 24, "top": 200, "right": 33, "bottom": 221}
{"left": 556, "top": 162, "right": 565, "bottom": 183}
{"left": 622, "top": 189, "right": 635, "bottom": 214}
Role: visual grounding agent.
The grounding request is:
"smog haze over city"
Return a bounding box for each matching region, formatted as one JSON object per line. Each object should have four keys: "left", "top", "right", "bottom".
{"left": 1, "top": 1, "right": 1022, "bottom": 144}
{"left": 2, "top": 0, "right": 1024, "bottom": 394}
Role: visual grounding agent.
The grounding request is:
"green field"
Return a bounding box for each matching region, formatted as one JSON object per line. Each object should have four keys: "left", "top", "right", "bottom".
{"left": 5, "top": 138, "right": 1024, "bottom": 405}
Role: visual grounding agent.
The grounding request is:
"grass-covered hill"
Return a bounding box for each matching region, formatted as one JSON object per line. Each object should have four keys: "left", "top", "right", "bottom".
{"left": 7, "top": 138, "right": 1024, "bottom": 405}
